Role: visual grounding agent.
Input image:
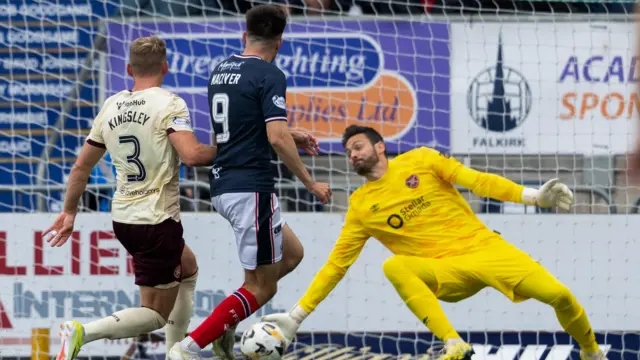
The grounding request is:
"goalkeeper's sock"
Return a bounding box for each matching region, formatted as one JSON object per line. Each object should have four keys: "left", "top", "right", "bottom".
{"left": 445, "top": 338, "right": 466, "bottom": 347}
{"left": 181, "top": 287, "right": 259, "bottom": 352}
{"left": 164, "top": 271, "right": 198, "bottom": 352}
{"left": 514, "top": 270, "right": 599, "bottom": 353}
{"left": 555, "top": 300, "right": 599, "bottom": 353}
{"left": 383, "top": 255, "right": 460, "bottom": 341}
{"left": 82, "top": 307, "right": 165, "bottom": 344}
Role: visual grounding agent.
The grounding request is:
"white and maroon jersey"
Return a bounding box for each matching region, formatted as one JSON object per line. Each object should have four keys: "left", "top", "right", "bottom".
{"left": 87, "top": 87, "right": 193, "bottom": 224}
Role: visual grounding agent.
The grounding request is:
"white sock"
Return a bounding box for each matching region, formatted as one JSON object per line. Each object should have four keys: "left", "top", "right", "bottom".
{"left": 165, "top": 271, "right": 198, "bottom": 352}
{"left": 445, "top": 338, "right": 465, "bottom": 349}
{"left": 82, "top": 307, "right": 166, "bottom": 344}
{"left": 181, "top": 336, "right": 202, "bottom": 353}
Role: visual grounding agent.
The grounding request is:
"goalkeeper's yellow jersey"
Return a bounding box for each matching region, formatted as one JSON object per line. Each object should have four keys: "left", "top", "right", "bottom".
{"left": 298, "top": 146, "right": 526, "bottom": 313}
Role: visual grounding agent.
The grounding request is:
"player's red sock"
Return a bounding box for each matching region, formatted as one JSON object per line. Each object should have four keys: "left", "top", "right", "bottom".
{"left": 189, "top": 287, "right": 259, "bottom": 348}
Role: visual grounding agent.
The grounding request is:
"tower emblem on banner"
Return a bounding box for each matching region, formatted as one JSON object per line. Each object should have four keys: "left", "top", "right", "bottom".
{"left": 467, "top": 34, "right": 532, "bottom": 133}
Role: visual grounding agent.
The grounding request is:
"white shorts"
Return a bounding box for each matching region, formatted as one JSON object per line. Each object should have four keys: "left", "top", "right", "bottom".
{"left": 212, "top": 192, "right": 284, "bottom": 270}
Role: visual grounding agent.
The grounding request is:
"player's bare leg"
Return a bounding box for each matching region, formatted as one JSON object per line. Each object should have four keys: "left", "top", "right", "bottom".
{"left": 175, "top": 262, "right": 281, "bottom": 360}
{"left": 164, "top": 246, "right": 199, "bottom": 354}
{"left": 514, "top": 269, "right": 606, "bottom": 360}
{"left": 382, "top": 255, "right": 474, "bottom": 360}
{"left": 278, "top": 224, "right": 304, "bottom": 279}
{"left": 244, "top": 262, "right": 281, "bottom": 305}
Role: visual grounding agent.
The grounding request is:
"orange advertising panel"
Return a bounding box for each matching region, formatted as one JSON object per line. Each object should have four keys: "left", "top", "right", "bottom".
{"left": 287, "top": 73, "right": 416, "bottom": 140}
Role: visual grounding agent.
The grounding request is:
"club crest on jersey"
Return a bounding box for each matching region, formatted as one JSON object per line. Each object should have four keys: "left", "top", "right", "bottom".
{"left": 406, "top": 174, "right": 419, "bottom": 189}
{"left": 272, "top": 95, "right": 286, "bottom": 110}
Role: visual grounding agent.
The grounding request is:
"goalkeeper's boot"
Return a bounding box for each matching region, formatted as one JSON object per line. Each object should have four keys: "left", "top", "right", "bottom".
{"left": 442, "top": 340, "right": 474, "bottom": 360}
{"left": 213, "top": 324, "right": 237, "bottom": 360}
{"left": 56, "top": 320, "right": 83, "bottom": 360}
{"left": 167, "top": 342, "right": 202, "bottom": 360}
{"left": 580, "top": 350, "right": 608, "bottom": 360}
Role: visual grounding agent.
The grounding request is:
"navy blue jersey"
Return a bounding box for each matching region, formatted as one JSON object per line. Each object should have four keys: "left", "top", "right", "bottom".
{"left": 208, "top": 54, "right": 288, "bottom": 196}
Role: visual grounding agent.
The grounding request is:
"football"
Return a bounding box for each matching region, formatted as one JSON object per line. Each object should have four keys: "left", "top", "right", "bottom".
{"left": 240, "top": 322, "right": 288, "bottom": 360}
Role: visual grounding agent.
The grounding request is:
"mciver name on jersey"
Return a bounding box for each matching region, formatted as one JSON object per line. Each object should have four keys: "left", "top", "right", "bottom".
{"left": 210, "top": 72, "right": 242, "bottom": 85}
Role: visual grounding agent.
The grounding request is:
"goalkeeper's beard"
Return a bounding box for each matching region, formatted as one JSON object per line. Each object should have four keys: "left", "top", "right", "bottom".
{"left": 353, "top": 153, "right": 380, "bottom": 176}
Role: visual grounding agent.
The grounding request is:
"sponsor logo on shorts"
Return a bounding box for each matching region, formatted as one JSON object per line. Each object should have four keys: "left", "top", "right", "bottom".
{"left": 273, "top": 224, "right": 282, "bottom": 235}
{"left": 405, "top": 174, "right": 419, "bottom": 189}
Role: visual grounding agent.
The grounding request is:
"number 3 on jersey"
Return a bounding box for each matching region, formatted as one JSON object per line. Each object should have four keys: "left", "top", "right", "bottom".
{"left": 119, "top": 135, "right": 146, "bottom": 182}
{"left": 212, "top": 93, "right": 230, "bottom": 144}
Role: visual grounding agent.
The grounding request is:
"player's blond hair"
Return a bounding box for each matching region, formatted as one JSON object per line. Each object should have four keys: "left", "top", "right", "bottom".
{"left": 128, "top": 36, "right": 166, "bottom": 77}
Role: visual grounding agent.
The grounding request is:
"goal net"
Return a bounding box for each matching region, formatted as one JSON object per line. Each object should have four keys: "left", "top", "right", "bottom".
{"left": 0, "top": 0, "right": 638, "bottom": 359}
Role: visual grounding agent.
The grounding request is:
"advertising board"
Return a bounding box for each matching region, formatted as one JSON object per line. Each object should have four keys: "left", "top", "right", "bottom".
{"left": 450, "top": 22, "right": 637, "bottom": 155}
{"left": 105, "top": 20, "right": 451, "bottom": 154}
{"left": 0, "top": 0, "right": 103, "bottom": 191}
{"left": 0, "top": 213, "right": 638, "bottom": 356}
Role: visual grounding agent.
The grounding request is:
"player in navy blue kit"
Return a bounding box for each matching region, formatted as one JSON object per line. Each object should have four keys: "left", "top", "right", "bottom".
{"left": 169, "top": 5, "right": 331, "bottom": 360}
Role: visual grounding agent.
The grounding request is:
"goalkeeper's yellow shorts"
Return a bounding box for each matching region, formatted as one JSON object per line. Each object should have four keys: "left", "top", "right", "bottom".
{"left": 405, "top": 239, "right": 545, "bottom": 303}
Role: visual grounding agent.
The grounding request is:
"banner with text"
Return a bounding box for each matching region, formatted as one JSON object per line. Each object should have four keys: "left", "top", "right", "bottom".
{"left": 0, "top": 0, "right": 107, "bottom": 134}
{"left": 0, "top": 213, "right": 638, "bottom": 356}
{"left": 451, "top": 22, "right": 637, "bottom": 155}
{"left": 290, "top": 332, "right": 615, "bottom": 360}
{"left": 105, "top": 20, "right": 451, "bottom": 154}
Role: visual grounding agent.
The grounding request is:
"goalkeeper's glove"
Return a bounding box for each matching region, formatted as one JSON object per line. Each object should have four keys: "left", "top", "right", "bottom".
{"left": 260, "top": 304, "right": 309, "bottom": 344}
{"left": 522, "top": 178, "right": 574, "bottom": 211}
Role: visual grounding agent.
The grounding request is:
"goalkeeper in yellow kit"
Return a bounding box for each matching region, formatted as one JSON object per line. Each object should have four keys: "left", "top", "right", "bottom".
{"left": 263, "top": 125, "right": 606, "bottom": 360}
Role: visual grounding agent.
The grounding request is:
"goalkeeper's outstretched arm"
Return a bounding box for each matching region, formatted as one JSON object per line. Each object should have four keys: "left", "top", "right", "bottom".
{"left": 262, "top": 205, "right": 370, "bottom": 340}
{"left": 419, "top": 147, "right": 574, "bottom": 211}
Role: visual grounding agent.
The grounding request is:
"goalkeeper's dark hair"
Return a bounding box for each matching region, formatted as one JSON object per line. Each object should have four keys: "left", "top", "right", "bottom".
{"left": 342, "top": 125, "right": 388, "bottom": 157}
{"left": 245, "top": 5, "right": 287, "bottom": 44}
